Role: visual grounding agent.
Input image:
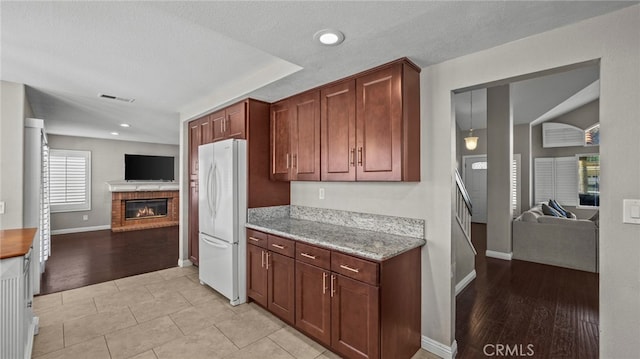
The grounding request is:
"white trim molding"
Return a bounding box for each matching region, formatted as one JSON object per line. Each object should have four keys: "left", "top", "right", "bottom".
{"left": 178, "top": 259, "right": 193, "bottom": 267}
{"left": 51, "top": 225, "right": 111, "bottom": 235}
{"left": 455, "top": 269, "right": 477, "bottom": 296}
{"left": 421, "top": 336, "right": 458, "bottom": 359}
{"left": 485, "top": 250, "right": 513, "bottom": 260}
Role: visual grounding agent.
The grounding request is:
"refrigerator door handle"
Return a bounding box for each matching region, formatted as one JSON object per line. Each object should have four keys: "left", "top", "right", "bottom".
{"left": 213, "top": 163, "right": 221, "bottom": 218}
{"left": 206, "top": 163, "right": 215, "bottom": 217}
{"left": 201, "top": 235, "right": 229, "bottom": 249}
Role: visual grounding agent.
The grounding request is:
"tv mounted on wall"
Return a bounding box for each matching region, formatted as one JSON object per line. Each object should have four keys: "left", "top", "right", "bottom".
{"left": 124, "top": 154, "right": 175, "bottom": 181}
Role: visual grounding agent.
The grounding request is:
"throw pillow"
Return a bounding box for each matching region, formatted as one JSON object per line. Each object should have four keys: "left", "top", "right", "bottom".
{"left": 541, "top": 203, "right": 562, "bottom": 217}
{"left": 549, "top": 199, "right": 569, "bottom": 218}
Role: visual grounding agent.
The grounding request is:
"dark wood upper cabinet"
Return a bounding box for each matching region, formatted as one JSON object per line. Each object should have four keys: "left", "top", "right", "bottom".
{"left": 321, "top": 81, "right": 356, "bottom": 181}
{"left": 270, "top": 92, "right": 321, "bottom": 182}
{"left": 273, "top": 58, "right": 420, "bottom": 182}
{"left": 225, "top": 101, "right": 246, "bottom": 140}
{"left": 210, "top": 109, "right": 226, "bottom": 142}
{"left": 270, "top": 100, "right": 291, "bottom": 181}
{"left": 290, "top": 91, "right": 321, "bottom": 181}
{"left": 355, "top": 61, "right": 420, "bottom": 181}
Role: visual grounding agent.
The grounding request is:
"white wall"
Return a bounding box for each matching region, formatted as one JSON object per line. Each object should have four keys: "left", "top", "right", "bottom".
{"left": 47, "top": 135, "right": 179, "bottom": 231}
{"left": 294, "top": 5, "right": 640, "bottom": 356}
{"left": 0, "top": 81, "right": 27, "bottom": 230}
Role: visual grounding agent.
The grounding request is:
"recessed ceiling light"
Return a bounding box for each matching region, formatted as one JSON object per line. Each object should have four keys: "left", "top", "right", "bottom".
{"left": 120, "top": 123, "right": 130, "bottom": 128}
{"left": 314, "top": 29, "right": 345, "bottom": 46}
{"left": 110, "top": 132, "right": 119, "bottom": 136}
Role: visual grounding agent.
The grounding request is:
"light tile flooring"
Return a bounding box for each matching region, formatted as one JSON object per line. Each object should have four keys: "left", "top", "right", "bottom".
{"left": 32, "top": 266, "right": 439, "bottom": 359}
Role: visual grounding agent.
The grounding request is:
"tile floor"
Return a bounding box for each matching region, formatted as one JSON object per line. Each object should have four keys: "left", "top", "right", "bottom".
{"left": 32, "top": 266, "right": 439, "bottom": 359}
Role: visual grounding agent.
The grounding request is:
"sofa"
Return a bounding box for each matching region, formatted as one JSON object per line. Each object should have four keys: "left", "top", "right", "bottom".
{"left": 512, "top": 203, "right": 598, "bottom": 272}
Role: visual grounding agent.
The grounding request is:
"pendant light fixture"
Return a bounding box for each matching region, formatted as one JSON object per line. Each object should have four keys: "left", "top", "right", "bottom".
{"left": 464, "top": 90, "right": 479, "bottom": 150}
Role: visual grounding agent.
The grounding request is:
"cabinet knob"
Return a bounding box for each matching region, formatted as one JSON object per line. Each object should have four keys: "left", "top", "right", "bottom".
{"left": 357, "top": 147, "right": 363, "bottom": 166}
{"left": 350, "top": 148, "right": 356, "bottom": 167}
{"left": 300, "top": 252, "right": 316, "bottom": 260}
{"left": 339, "top": 264, "right": 360, "bottom": 273}
{"left": 322, "top": 272, "right": 328, "bottom": 294}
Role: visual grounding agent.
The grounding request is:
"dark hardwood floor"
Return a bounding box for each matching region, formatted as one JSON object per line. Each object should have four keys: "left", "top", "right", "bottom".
{"left": 40, "top": 226, "right": 179, "bottom": 295}
{"left": 456, "top": 223, "right": 599, "bottom": 358}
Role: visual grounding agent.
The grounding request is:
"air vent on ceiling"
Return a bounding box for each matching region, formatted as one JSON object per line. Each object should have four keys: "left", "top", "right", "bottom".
{"left": 98, "top": 93, "right": 135, "bottom": 103}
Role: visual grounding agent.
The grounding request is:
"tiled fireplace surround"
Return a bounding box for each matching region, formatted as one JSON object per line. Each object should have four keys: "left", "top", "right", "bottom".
{"left": 111, "top": 191, "right": 179, "bottom": 232}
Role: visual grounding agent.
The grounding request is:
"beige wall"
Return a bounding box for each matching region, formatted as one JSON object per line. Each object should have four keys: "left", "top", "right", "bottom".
{"left": 48, "top": 135, "right": 179, "bottom": 231}
{"left": 0, "top": 81, "right": 26, "bottom": 230}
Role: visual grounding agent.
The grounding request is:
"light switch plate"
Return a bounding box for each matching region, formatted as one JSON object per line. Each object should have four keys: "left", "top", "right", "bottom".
{"left": 0, "top": 201, "right": 5, "bottom": 214}
{"left": 623, "top": 199, "right": 640, "bottom": 224}
{"left": 319, "top": 188, "right": 325, "bottom": 200}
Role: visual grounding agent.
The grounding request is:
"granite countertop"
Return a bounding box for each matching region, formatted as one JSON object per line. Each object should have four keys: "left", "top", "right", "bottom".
{"left": 246, "top": 217, "right": 425, "bottom": 261}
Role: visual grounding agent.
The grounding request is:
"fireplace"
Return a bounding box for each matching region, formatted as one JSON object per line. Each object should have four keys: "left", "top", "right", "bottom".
{"left": 125, "top": 199, "right": 168, "bottom": 220}
{"left": 111, "top": 190, "right": 179, "bottom": 232}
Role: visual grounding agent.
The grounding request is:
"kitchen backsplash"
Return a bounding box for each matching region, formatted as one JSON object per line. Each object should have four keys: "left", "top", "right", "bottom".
{"left": 247, "top": 205, "right": 290, "bottom": 222}
{"left": 248, "top": 205, "right": 424, "bottom": 239}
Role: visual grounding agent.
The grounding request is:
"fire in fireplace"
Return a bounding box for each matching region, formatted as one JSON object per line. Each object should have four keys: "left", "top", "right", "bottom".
{"left": 125, "top": 199, "right": 168, "bottom": 220}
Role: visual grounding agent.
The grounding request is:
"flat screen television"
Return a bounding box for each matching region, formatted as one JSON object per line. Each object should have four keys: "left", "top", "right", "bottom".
{"left": 125, "top": 154, "right": 175, "bottom": 181}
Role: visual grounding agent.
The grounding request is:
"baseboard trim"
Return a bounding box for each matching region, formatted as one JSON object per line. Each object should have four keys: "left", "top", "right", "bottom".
{"left": 421, "top": 336, "right": 457, "bottom": 359}
{"left": 455, "top": 269, "right": 477, "bottom": 296}
{"left": 178, "top": 259, "right": 193, "bottom": 267}
{"left": 51, "top": 225, "right": 111, "bottom": 235}
{"left": 485, "top": 250, "right": 513, "bottom": 261}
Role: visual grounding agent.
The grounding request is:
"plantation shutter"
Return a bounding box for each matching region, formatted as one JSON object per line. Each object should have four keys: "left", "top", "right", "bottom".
{"left": 49, "top": 149, "right": 91, "bottom": 212}
{"left": 534, "top": 156, "right": 577, "bottom": 206}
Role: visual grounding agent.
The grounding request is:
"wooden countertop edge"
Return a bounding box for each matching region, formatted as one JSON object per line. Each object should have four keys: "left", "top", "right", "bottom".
{"left": 0, "top": 228, "right": 37, "bottom": 259}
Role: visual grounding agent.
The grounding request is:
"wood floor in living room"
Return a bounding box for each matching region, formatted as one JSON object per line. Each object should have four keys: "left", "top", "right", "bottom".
{"left": 456, "top": 223, "right": 599, "bottom": 358}
{"left": 40, "top": 227, "right": 179, "bottom": 294}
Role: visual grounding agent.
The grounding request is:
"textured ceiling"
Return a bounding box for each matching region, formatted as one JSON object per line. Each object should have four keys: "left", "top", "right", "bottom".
{"left": 1, "top": 1, "right": 633, "bottom": 144}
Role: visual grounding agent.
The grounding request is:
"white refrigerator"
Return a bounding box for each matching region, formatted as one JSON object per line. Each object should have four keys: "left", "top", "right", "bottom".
{"left": 198, "top": 139, "right": 247, "bottom": 306}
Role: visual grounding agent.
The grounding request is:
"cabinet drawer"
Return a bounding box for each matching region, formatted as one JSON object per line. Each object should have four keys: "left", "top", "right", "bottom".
{"left": 331, "top": 251, "right": 379, "bottom": 285}
{"left": 295, "top": 242, "right": 330, "bottom": 270}
{"left": 247, "top": 229, "right": 267, "bottom": 248}
{"left": 267, "top": 235, "right": 295, "bottom": 258}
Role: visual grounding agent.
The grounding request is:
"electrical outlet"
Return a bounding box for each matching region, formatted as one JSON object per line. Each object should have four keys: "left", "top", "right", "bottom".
{"left": 0, "top": 201, "right": 5, "bottom": 214}
{"left": 82, "top": 215, "right": 89, "bottom": 221}
{"left": 319, "top": 188, "right": 325, "bottom": 200}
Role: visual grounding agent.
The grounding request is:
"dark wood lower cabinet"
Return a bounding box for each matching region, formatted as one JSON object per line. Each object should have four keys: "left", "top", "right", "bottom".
{"left": 247, "top": 244, "right": 267, "bottom": 307}
{"left": 331, "top": 274, "right": 380, "bottom": 359}
{"left": 267, "top": 252, "right": 295, "bottom": 324}
{"left": 295, "top": 261, "right": 331, "bottom": 346}
{"left": 247, "top": 229, "right": 421, "bottom": 359}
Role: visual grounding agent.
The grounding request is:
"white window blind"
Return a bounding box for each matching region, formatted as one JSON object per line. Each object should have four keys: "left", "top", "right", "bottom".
{"left": 534, "top": 157, "right": 577, "bottom": 206}
{"left": 50, "top": 149, "right": 91, "bottom": 212}
{"left": 41, "top": 143, "right": 51, "bottom": 263}
{"left": 512, "top": 154, "right": 521, "bottom": 216}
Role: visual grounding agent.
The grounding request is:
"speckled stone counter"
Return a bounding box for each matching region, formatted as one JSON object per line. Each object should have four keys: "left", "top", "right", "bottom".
{"left": 246, "top": 207, "right": 425, "bottom": 261}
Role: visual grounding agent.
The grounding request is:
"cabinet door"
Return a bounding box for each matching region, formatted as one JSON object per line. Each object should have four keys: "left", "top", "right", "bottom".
{"left": 270, "top": 100, "right": 291, "bottom": 181}
{"left": 321, "top": 81, "right": 356, "bottom": 181}
{"left": 296, "top": 261, "right": 331, "bottom": 346}
{"left": 225, "top": 102, "right": 247, "bottom": 140}
{"left": 210, "top": 109, "right": 226, "bottom": 142}
{"left": 268, "top": 252, "right": 295, "bottom": 324}
{"left": 356, "top": 64, "right": 402, "bottom": 181}
{"left": 200, "top": 116, "right": 213, "bottom": 144}
{"left": 331, "top": 274, "right": 380, "bottom": 359}
{"left": 290, "top": 92, "right": 320, "bottom": 181}
{"left": 188, "top": 181, "right": 199, "bottom": 265}
{"left": 189, "top": 120, "right": 202, "bottom": 179}
{"left": 247, "top": 244, "right": 267, "bottom": 307}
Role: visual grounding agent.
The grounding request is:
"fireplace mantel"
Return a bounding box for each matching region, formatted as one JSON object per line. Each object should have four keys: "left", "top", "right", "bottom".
{"left": 106, "top": 180, "right": 179, "bottom": 192}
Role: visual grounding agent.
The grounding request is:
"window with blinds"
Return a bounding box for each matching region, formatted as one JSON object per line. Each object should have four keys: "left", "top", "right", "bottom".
{"left": 534, "top": 156, "right": 578, "bottom": 206}
{"left": 49, "top": 149, "right": 91, "bottom": 212}
{"left": 41, "top": 144, "right": 51, "bottom": 263}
